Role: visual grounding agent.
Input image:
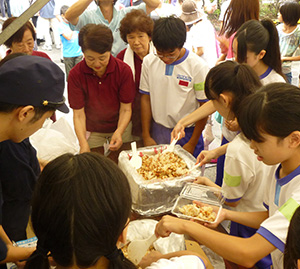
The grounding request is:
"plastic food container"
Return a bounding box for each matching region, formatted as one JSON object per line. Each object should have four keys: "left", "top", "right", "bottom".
{"left": 172, "top": 183, "right": 225, "bottom": 223}
{"left": 118, "top": 145, "right": 201, "bottom": 216}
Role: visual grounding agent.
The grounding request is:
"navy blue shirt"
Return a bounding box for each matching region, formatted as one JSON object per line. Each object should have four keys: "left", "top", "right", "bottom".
{"left": 0, "top": 138, "right": 40, "bottom": 242}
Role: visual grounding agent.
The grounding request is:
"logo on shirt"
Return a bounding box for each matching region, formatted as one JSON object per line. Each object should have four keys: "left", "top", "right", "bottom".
{"left": 177, "top": 74, "right": 192, "bottom": 87}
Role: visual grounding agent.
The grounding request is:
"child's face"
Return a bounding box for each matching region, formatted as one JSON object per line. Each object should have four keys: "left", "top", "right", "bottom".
{"left": 211, "top": 93, "right": 235, "bottom": 121}
{"left": 155, "top": 48, "right": 182, "bottom": 65}
{"left": 249, "top": 132, "right": 290, "bottom": 166}
{"left": 232, "top": 39, "right": 262, "bottom": 70}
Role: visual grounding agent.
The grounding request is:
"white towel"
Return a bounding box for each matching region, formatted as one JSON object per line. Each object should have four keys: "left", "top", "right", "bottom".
{"left": 123, "top": 41, "right": 155, "bottom": 80}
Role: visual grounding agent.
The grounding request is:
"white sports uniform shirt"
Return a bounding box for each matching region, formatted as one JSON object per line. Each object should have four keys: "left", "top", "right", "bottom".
{"left": 139, "top": 50, "right": 209, "bottom": 128}
{"left": 257, "top": 165, "right": 300, "bottom": 269}
{"left": 260, "top": 67, "right": 286, "bottom": 85}
{"left": 223, "top": 134, "right": 276, "bottom": 212}
{"left": 146, "top": 255, "right": 206, "bottom": 269}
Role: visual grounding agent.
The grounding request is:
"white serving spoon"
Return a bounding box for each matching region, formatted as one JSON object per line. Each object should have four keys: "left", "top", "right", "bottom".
{"left": 188, "top": 163, "right": 201, "bottom": 173}
{"left": 164, "top": 133, "right": 181, "bottom": 153}
{"left": 127, "top": 234, "right": 157, "bottom": 265}
{"left": 129, "top": 141, "right": 142, "bottom": 169}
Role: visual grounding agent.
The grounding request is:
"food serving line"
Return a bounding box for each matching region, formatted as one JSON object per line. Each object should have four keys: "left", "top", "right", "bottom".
{"left": 91, "top": 140, "right": 232, "bottom": 268}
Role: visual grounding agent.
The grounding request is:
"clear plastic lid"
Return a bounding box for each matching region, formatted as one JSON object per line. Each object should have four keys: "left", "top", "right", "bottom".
{"left": 179, "top": 183, "right": 225, "bottom": 206}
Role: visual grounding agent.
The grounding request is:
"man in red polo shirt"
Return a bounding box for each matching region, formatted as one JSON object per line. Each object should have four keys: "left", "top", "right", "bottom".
{"left": 68, "top": 24, "right": 135, "bottom": 153}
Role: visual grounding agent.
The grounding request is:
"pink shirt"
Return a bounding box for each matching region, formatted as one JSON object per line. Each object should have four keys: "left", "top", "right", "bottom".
{"left": 68, "top": 55, "right": 135, "bottom": 133}
{"left": 226, "top": 33, "right": 236, "bottom": 60}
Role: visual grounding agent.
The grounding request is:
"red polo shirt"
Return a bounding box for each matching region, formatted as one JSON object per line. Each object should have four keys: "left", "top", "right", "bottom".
{"left": 68, "top": 55, "right": 135, "bottom": 133}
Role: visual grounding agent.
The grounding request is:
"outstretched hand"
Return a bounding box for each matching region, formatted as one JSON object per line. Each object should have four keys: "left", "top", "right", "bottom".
{"left": 196, "top": 149, "right": 217, "bottom": 166}
{"left": 171, "top": 122, "right": 185, "bottom": 142}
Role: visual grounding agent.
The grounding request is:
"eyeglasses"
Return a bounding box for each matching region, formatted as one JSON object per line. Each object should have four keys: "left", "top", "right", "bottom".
{"left": 154, "top": 53, "right": 177, "bottom": 59}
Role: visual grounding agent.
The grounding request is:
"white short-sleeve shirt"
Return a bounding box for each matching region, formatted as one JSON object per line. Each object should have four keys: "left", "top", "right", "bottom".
{"left": 139, "top": 50, "right": 209, "bottom": 128}
{"left": 257, "top": 165, "right": 300, "bottom": 268}
{"left": 223, "top": 134, "right": 277, "bottom": 212}
{"left": 259, "top": 67, "right": 286, "bottom": 85}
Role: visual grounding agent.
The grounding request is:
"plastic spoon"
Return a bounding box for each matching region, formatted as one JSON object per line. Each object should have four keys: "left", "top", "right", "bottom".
{"left": 127, "top": 234, "right": 157, "bottom": 265}
{"left": 188, "top": 163, "right": 201, "bottom": 173}
{"left": 164, "top": 133, "right": 181, "bottom": 153}
{"left": 129, "top": 141, "right": 142, "bottom": 169}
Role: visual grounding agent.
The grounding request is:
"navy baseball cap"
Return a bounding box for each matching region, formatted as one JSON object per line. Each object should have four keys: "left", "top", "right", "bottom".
{"left": 0, "top": 55, "right": 69, "bottom": 113}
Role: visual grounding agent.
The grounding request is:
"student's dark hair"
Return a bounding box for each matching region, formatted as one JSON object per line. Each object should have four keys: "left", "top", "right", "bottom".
{"left": 152, "top": 16, "right": 186, "bottom": 52}
{"left": 24, "top": 153, "right": 136, "bottom": 269}
{"left": 119, "top": 9, "right": 153, "bottom": 43}
{"left": 235, "top": 19, "right": 284, "bottom": 78}
{"left": 60, "top": 5, "right": 69, "bottom": 15}
{"left": 237, "top": 83, "right": 300, "bottom": 142}
{"left": 205, "top": 61, "right": 261, "bottom": 117}
{"left": 284, "top": 206, "right": 300, "bottom": 269}
{"left": 79, "top": 24, "right": 113, "bottom": 54}
{"left": 219, "top": 0, "right": 259, "bottom": 38}
{"left": 279, "top": 1, "right": 300, "bottom": 27}
{"left": 2, "top": 17, "right": 36, "bottom": 48}
{"left": 0, "top": 54, "right": 55, "bottom": 122}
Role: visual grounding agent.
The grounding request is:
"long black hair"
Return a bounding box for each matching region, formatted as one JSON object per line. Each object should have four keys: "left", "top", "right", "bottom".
{"left": 25, "top": 153, "right": 136, "bottom": 269}
{"left": 204, "top": 60, "right": 261, "bottom": 118}
{"left": 237, "top": 83, "right": 300, "bottom": 142}
{"left": 235, "top": 19, "right": 284, "bottom": 78}
{"left": 284, "top": 206, "right": 300, "bottom": 269}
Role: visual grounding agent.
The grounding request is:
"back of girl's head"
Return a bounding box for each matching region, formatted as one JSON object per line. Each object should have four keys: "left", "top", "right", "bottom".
{"left": 237, "top": 83, "right": 300, "bottom": 142}
{"left": 25, "top": 152, "right": 135, "bottom": 269}
{"left": 79, "top": 24, "right": 113, "bottom": 54}
{"left": 280, "top": 1, "right": 300, "bottom": 27}
{"left": 235, "top": 19, "right": 283, "bottom": 77}
{"left": 152, "top": 16, "right": 186, "bottom": 52}
{"left": 205, "top": 61, "right": 261, "bottom": 117}
{"left": 284, "top": 206, "right": 300, "bottom": 269}
{"left": 220, "top": 0, "right": 259, "bottom": 38}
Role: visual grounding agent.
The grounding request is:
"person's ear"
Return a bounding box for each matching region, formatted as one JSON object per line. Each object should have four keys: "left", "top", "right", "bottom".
{"left": 17, "top": 106, "right": 34, "bottom": 122}
{"left": 297, "top": 259, "right": 300, "bottom": 269}
{"left": 258, "top": 50, "right": 266, "bottom": 60}
{"left": 219, "top": 92, "right": 232, "bottom": 108}
{"left": 288, "top": 131, "right": 300, "bottom": 148}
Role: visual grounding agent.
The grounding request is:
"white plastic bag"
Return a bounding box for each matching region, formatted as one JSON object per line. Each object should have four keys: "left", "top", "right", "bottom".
{"left": 30, "top": 117, "right": 80, "bottom": 161}
{"left": 126, "top": 219, "right": 185, "bottom": 254}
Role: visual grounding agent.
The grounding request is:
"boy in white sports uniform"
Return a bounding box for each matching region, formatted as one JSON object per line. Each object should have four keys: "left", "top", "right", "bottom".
{"left": 140, "top": 16, "right": 209, "bottom": 157}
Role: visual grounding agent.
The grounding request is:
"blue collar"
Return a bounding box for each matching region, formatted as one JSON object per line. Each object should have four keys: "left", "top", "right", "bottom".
{"left": 259, "top": 66, "right": 272, "bottom": 80}
{"left": 167, "top": 49, "right": 189, "bottom": 67}
{"left": 275, "top": 164, "right": 300, "bottom": 186}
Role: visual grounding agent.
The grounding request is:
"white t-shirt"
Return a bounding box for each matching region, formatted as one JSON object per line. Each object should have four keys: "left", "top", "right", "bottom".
{"left": 139, "top": 50, "right": 209, "bottom": 128}
{"left": 223, "top": 134, "right": 276, "bottom": 212}
{"left": 146, "top": 255, "right": 206, "bottom": 269}
{"left": 184, "top": 19, "right": 217, "bottom": 68}
{"left": 256, "top": 165, "right": 300, "bottom": 269}
{"left": 260, "top": 67, "right": 286, "bottom": 85}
